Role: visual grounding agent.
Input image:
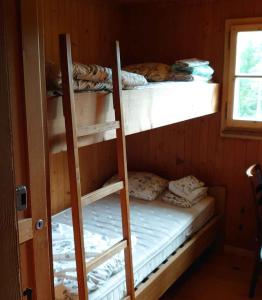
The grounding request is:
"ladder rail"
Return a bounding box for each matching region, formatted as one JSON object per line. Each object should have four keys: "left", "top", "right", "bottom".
{"left": 59, "top": 34, "right": 135, "bottom": 300}
{"left": 112, "top": 41, "right": 136, "bottom": 299}
{"left": 59, "top": 34, "right": 89, "bottom": 300}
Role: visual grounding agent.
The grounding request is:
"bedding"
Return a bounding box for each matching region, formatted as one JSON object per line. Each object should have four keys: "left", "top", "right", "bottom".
{"left": 123, "top": 63, "right": 172, "bottom": 82}
{"left": 53, "top": 194, "right": 215, "bottom": 300}
{"left": 46, "top": 62, "right": 148, "bottom": 92}
{"left": 104, "top": 172, "right": 168, "bottom": 201}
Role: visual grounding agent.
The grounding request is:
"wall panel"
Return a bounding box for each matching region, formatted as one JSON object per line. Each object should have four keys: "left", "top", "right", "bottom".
{"left": 44, "top": 0, "right": 121, "bottom": 214}
{"left": 121, "top": 0, "right": 262, "bottom": 249}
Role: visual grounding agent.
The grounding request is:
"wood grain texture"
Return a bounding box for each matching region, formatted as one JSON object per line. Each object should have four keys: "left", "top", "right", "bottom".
{"left": 119, "top": 0, "right": 262, "bottom": 250}
{"left": 59, "top": 34, "right": 88, "bottom": 300}
{"left": 160, "top": 250, "right": 262, "bottom": 300}
{"left": 47, "top": 83, "right": 219, "bottom": 153}
{"left": 21, "top": 0, "right": 53, "bottom": 298}
{"left": 112, "top": 41, "right": 135, "bottom": 299}
{"left": 19, "top": 219, "right": 33, "bottom": 244}
{"left": 43, "top": 0, "right": 121, "bottom": 66}
{"left": 0, "top": 0, "right": 21, "bottom": 297}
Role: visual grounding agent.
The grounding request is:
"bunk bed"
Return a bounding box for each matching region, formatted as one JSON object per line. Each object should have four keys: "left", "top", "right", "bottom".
{"left": 44, "top": 34, "right": 225, "bottom": 300}
{"left": 48, "top": 82, "right": 219, "bottom": 153}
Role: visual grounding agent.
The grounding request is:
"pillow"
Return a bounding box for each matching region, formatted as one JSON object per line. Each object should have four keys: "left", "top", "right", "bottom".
{"left": 104, "top": 172, "right": 168, "bottom": 201}
{"left": 121, "top": 70, "right": 148, "bottom": 88}
{"left": 123, "top": 63, "right": 172, "bottom": 82}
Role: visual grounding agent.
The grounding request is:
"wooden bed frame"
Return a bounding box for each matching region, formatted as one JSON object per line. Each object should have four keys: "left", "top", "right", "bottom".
{"left": 135, "top": 186, "right": 225, "bottom": 300}
{"left": 47, "top": 82, "right": 219, "bottom": 153}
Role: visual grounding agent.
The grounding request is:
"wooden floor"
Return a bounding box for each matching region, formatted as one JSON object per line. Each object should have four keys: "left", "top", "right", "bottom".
{"left": 160, "top": 248, "right": 262, "bottom": 300}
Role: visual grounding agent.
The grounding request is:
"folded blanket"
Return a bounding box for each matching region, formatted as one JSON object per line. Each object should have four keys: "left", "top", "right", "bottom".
{"left": 161, "top": 189, "right": 207, "bottom": 208}
{"left": 169, "top": 175, "right": 204, "bottom": 199}
{"left": 174, "top": 58, "right": 209, "bottom": 68}
{"left": 46, "top": 61, "right": 148, "bottom": 93}
{"left": 172, "top": 64, "right": 214, "bottom": 78}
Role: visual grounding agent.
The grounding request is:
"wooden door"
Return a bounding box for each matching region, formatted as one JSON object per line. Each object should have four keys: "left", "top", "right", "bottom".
{"left": 0, "top": 0, "right": 22, "bottom": 298}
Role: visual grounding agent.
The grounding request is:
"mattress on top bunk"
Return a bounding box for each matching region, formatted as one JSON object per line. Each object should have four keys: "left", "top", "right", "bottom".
{"left": 52, "top": 194, "right": 215, "bottom": 300}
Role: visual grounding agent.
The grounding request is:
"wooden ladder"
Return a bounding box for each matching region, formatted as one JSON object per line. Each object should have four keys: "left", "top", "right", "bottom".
{"left": 59, "top": 34, "right": 135, "bottom": 300}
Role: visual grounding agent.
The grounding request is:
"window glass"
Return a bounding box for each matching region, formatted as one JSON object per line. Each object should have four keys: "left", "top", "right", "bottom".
{"left": 235, "top": 31, "right": 262, "bottom": 75}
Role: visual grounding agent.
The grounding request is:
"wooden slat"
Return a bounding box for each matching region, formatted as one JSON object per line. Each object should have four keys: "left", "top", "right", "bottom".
{"left": 86, "top": 240, "right": 127, "bottom": 273}
{"left": 82, "top": 181, "right": 123, "bottom": 206}
{"left": 18, "top": 218, "right": 33, "bottom": 244}
{"left": 112, "top": 41, "right": 135, "bottom": 299}
{"left": 59, "top": 34, "right": 88, "bottom": 300}
{"left": 78, "top": 121, "right": 120, "bottom": 137}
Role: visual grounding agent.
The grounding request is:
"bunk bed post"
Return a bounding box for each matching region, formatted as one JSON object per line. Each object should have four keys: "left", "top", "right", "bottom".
{"left": 112, "top": 41, "right": 136, "bottom": 299}
{"left": 59, "top": 34, "right": 89, "bottom": 300}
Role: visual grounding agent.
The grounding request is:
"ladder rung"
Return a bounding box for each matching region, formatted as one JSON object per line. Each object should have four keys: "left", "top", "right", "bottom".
{"left": 86, "top": 240, "right": 127, "bottom": 273}
{"left": 77, "top": 121, "right": 120, "bottom": 137}
{"left": 82, "top": 181, "right": 124, "bottom": 206}
{"left": 123, "top": 296, "right": 131, "bottom": 300}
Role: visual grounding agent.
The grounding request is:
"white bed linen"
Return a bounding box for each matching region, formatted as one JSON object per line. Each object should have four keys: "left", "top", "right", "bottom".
{"left": 53, "top": 195, "right": 215, "bottom": 300}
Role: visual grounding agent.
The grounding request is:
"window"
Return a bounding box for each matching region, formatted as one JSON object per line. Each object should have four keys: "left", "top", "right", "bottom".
{"left": 222, "top": 18, "right": 262, "bottom": 138}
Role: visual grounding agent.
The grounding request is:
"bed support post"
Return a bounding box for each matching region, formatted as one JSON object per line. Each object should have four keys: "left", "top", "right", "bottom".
{"left": 59, "top": 34, "right": 89, "bottom": 300}
{"left": 112, "top": 41, "right": 136, "bottom": 299}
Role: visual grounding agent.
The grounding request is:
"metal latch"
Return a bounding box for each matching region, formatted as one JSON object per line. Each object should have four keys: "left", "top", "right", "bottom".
{"left": 23, "top": 288, "right": 32, "bottom": 299}
{"left": 16, "top": 185, "right": 27, "bottom": 211}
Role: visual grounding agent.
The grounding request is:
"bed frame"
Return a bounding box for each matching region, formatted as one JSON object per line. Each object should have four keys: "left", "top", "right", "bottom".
{"left": 48, "top": 83, "right": 219, "bottom": 153}
{"left": 135, "top": 186, "right": 225, "bottom": 300}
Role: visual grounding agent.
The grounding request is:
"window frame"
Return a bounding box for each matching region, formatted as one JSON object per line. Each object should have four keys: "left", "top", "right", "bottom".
{"left": 221, "top": 18, "right": 262, "bottom": 139}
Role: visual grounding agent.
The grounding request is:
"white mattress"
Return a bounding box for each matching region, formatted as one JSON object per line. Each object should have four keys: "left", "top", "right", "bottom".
{"left": 53, "top": 195, "right": 215, "bottom": 300}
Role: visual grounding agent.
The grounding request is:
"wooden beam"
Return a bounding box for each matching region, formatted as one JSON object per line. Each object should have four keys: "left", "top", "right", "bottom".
{"left": 20, "top": 0, "right": 53, "bottom": 298}
{"left": 112, "top": 41, "right": 135, "bottom": 299}
{"left": 59, "top": 34, "right": 88, "bottom": 300}
{"left": 82, "top": 181, "right": 123, "bottom": 206}
{"left": 18, "top": 219, "right": 33, "bottom": 244}
{"left": 0, "top": 1, "right": 21, "bottom": 298}
{"left": 86, "top": 240, "right": 127, "bottom": 273}
{"left": 78, "top": 121, "right": 120, "bottom": 137}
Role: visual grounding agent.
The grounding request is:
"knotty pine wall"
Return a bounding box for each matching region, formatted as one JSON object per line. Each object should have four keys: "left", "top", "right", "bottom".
{"left": 120, "top": 0, "right": 262, "bottom": 250}
{"left": 43, "top": 0, "right": 121, "bottom": 214}
{"left": 46, "top": 0, "right": 262, "bottom": 250}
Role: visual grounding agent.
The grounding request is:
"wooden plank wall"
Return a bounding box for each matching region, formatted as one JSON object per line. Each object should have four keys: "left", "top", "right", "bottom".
{"left": 46, "top": 0, "right": 262, "bottom": 250}
{"left": 119, "top": 0, "right": 262, "bottom": 250}
{"left": 43, "top": 0, "right": 122, "bottom": 214}
{"left": 43, "top": 0, "right": 122, "bottom": 66}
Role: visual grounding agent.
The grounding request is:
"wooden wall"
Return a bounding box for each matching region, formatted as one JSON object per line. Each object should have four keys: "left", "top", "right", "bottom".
{"left": 43, "top": 0, "right": 122, "bottom": 66}
{"left": 119, "top": 0, "right": 262, "bottom": 250}
{"left": 43, "top": 0, "right": 122, "bottom": 214}
{"left": 46, "top": 0, "right": 262, "bottom": 249}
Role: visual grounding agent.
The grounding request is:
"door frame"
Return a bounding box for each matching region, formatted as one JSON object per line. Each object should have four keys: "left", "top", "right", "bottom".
{"left": 0, "top": 0, "right": 22, "bottom": 298}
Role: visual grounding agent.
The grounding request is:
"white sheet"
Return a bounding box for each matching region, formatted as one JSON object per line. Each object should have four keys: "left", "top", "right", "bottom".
{"left": 53, "top": 195, "right": 215, "bottom": 300}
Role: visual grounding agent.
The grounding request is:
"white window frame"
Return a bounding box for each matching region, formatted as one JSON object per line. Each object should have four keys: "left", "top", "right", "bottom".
{"left": 221, "top": 18, "right": 262, "bottom": 139}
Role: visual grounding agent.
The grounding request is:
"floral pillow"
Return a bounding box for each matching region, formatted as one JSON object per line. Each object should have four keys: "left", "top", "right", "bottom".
{"left": 104, "top": 172, "right": 168, "bottom": 201}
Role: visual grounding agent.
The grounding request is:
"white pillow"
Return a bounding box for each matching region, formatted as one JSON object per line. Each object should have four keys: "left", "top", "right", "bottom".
{"left": 104, "top": 172, "right": 168, "bottom": 201}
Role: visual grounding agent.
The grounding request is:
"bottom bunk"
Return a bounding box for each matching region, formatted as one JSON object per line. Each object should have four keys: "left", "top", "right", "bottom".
{"left": 52, "top": 187, "right": 224, "bottom": 300}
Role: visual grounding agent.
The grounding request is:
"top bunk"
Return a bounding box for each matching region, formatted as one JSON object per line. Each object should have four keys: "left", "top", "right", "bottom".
{"left": 47, "top": 42, "right": 220, "bottom": 154}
